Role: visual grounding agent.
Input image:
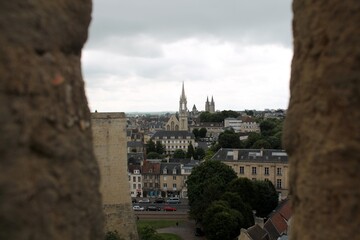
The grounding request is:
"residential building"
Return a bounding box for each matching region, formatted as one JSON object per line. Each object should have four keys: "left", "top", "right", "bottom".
{"left": 141, "top": 161, "right": 161, "bottom": 198}
{"left": 212, "top": 148, "right": 289, "bottom": 198}
{"left": 128, "top": 165, "right": 142, "bottom": 198}
{"left": 239, "top": 199, "right": 292, "bottom": 240}
{"left": 180, "top": 160, "right": 200, "bottom": 198}
{"left": 159, "top": 163, "right": 183, "bottom": 197}
{"left": 127, "top": 141, "right": 144, "bottom": 153}
{"left": 224, "top": 117, "right": 260, "bottom": 133}
{"left": 152, "top": 130, "right": 195, "bottom": 155}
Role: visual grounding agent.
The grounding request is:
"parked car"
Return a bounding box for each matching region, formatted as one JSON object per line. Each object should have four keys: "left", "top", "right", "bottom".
{"left": 163, "top": 206, "right": 177, "bottom": 211}
{"left": 154, "top": 197, "right": 165, "bottom": 203}
{"left": 138, "top": 198, "right": 150, "bottom": 203}
{"left": 166, "top": 197, "right": 181, "bottom": 204}
{"left": 132, "top": 205, "right": 144, "bottom": 211}
{"left": 146, "top": 205, "right": 161, "bottom": 211}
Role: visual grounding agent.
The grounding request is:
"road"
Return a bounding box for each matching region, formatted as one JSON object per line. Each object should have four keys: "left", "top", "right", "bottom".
{"left": 133, "top": 198, "right": 190, "bottom": 212}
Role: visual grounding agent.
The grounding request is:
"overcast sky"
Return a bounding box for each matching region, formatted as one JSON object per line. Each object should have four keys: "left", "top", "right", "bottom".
{"left": 82, "top": 0, "right": 293, "bottom": 113}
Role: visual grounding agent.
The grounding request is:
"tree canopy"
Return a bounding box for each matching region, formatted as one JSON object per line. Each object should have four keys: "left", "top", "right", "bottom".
{"left": 173, "top": 149, "right": 186, "bottom": 159}
{"left": 186, "top": 160, "right": 237, "bottom": 222}
{"left": 199, "top": 110, "right": 240, "bottom": 123}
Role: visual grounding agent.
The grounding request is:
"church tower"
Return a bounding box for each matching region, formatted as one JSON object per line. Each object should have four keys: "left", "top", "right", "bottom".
{"left": 179, "top": 82, "right": 188, "bottom": 131}
{"left": 205, "top": 96, "right": 210, "bottom": 112}
{"left": 210, "top": 96, "right": 215, "bottom": 113}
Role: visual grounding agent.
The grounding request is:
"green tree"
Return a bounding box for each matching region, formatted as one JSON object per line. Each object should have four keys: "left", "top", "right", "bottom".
{"left": 252, "top": 139, "right": 271, "bottom": 149}
{"left": 147, "top": 152, "right": 161, "bottom": 159}
{"left": 203, "top": 201, "right": 242, "bottom": 240}
{"left": 138, "top": 225, "right": 163, "bottom": 240}
{"left": 220, "top": 192, "right": 254, "bottom": 228}
{"left": 266, "top": 136, "right": 281, "bottom": 149}
{"left": 204, "top": 149, "right": 216, "bottom": 161}
{"left": 105, "top": 231, "right": 124, "bottom": 240}
{"left": 173, "top": 149, "right": 185, "bottom": 159}
{"left": 260, "top": 119, "right": 277, "bottom": 136}
{"left": 199, "top": 128, "right": 207, "bottom": 138}
{"left": 244, "top": 132, "right": 262, "bottom": 148}
{"left": 227, "top": 178, "right": 256, "bottom": 207}
{"left": 155, "top": 141, "right": 165, "bottom": 154}
{"left": 186, "top": 142, "right": 195, "bottom": 158}
{"left": 218, "top": 129, "right": 242, "bottom": 148}
{"left": 187, "top": 160, "right": 237, "bottom": 222}
{"left": 146, "top": 139, "right": 156, "bottom": 153}
{"left": 192, "top": 128, "right": 199, "bottom": 139}
{"left": 194, "top": 147, "right": 205, "bottom": 160}
{"left": 253, "top": 180, "right": 278, "bottom": 217}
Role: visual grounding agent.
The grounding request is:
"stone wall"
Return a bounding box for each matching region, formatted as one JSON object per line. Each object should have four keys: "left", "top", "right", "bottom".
{"left": 0, "top": 1, "right": 104, "bottom": 239}
{"left": 283, "top": 0, "right": 360, "bottom": 239}
{"left": 92, "top": 112, "right": 139, "bottom": 240}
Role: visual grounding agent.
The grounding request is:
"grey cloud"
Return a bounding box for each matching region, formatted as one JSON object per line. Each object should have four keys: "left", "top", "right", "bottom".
{"left": 88, "top": 0, "right": 292, "bottom": 47}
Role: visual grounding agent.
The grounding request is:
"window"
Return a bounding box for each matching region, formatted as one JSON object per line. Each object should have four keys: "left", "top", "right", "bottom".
{"left": 149, "top": 183, "right": 153, "bottom": 187}
{"left": 252, "top": 167, "right": 257, "bottom": 175}
{"left": 144, "top": 183, "right": 147, "bottom": 187}
{"left": 239, "top": 166, "right": 244, "bottom": 174}
{"left": 276, "top": 179, "right": 282, "bottom": 189}
{"left": 173, "top": 169, "right": 177, "bottom": 174}
{"left": 138, "top": 184, "right": 141, "bottom": 189}
{"left": 133, "top": 176, "right": 136, "bottom": 182}
{"left": 173, "top": 176, "right": 176, "bottom": 180}
{"left": 163, "top": 183, "right": 167, "bottom": 188}
{"left": 277, "top": 168, "right": 282, "bottom": 176}
{"left": 133, "top": 184, "right": 136, "bottom": 189}
{"left": 173, "top": 183, "right": 177, "bottom": 188}
{"left": 163, "top": 168, "right": 167, "bottom": 174}
{"left": 264, "top": 167, "right": 269, "bottom": 175}
{"left": 138, "top": 176, "right": 141, "bottom": 182}
{"left": 155, "top": 183, "right": 159, "bottom": 188}
{"left": 163, "top": 176, "right": 167, "bottom": 181}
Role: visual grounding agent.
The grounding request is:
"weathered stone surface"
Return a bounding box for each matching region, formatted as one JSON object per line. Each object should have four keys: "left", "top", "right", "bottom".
{"left": 283, "top": 1, "right": 360, "bottom": 239}
{"left": 0, "top": 1, "right": 104, "bottom": 239}
{"left": 92, "top": 113, "right": 139, "bottom": 240}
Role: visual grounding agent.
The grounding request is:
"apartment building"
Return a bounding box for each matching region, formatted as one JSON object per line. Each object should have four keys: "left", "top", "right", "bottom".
{"left": 212, "top": 148, "right": 289, "bottom": 198}
{"left": 152, "top": 131, "right": 195, "bottom": 155}
{"left": 159, "top": 163, "right": 184, "bottom": 197}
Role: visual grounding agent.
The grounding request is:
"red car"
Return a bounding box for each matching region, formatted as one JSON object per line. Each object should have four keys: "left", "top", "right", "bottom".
{"left": 163, "top": 206, "right": 177, "bottom": 211}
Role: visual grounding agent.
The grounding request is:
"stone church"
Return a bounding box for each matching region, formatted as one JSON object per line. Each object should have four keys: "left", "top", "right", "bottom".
{"left": 165, "top": 83, "right": 216, "bottom": 131}
{"left": 165, "top": 82, "right": 189, "bottom": 131}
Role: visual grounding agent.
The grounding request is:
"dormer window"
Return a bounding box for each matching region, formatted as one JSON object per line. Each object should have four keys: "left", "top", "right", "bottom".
{"left": 163, "top": 167, "right": 168, "bottom": 174}
{"left": 173, "top": 168, "right": 177, "bottom": 174}
{"left": 134, "top": 170, "right": 140, "bottom": 174}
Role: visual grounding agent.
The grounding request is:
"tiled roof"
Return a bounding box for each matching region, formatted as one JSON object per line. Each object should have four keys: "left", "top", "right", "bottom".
{"left": 141, "top": 161, "right": 161, "bottom": 174}
{"left": 128, "top": 165, "right": 141, "bottom": 173}
{"left": 269, "top": 213, "right": 287, "bottom": 236}
{"left": 160, "top": 162, "right": 181, "bottom": 175}
{"left": 152, "top": 130, "right": 194, "bottom": 139}
{"left": 264, "top": 220, "right": 280, "bottom": 240}
{"left": 247, "top": 224, "right": 268, "bottom": 240}
{"left": 211, "top": 148, "right": 288, "bottom": 163}
{"left": 127, "top": 141, "right": 144, "bottom": 148}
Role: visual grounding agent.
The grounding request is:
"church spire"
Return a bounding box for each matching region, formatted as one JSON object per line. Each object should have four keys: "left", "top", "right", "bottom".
{"left": 181, "top": 81, "right": 186, "bottom": 100}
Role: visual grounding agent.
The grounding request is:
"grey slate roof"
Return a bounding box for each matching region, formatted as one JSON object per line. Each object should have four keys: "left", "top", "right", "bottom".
{"left": 127, "top": 141, "right": 144, "bottom": 148}
{"left": 152, "top": 130, "right": 195, "bottom": 139}
{"left": 211, "top": 148, "right": 288, "bottom": 163}
{"left": 247, "top": 224, "right": 269, "bottom": 240}
{"left": 160, "top": 162, "right": 181, "bottom": 175}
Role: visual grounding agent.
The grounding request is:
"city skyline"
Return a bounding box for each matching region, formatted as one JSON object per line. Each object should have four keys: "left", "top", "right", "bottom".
{"left": 83, "top": 0, "right": 293, "bottom": 112}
